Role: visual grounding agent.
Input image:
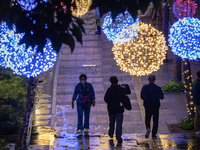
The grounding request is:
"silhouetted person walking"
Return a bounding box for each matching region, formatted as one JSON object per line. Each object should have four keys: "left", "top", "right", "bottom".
{"left": 193, "top": 71, "right": 200, "bottom": 135}
{"left": 72, "top": 74, "right": 95, "bottom": 134}
{"left": 104, "top": 76, "right": 125, "bottom": 146}
{"left": 141, "top": 75, "right": 164, "bottom": 139}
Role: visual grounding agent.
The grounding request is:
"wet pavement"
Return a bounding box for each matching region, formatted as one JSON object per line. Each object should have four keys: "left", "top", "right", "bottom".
{"left": 28, "top": 10, "right": 200, "bottom": 150}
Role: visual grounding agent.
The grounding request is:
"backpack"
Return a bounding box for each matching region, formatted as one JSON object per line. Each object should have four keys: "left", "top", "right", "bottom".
{"left": 123, "top": 95, "right": 132, "bottom": 110}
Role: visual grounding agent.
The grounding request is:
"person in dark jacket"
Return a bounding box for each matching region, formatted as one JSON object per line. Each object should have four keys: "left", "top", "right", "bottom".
{"left": 104, "top": 76, "right": 125, "bottom": 146}
{"left": 193, "top": 71, "right": 200, "bottom": 135}
{"left": 72, "top": 74, "right": 95, "bottom": 134}
{"left": 141, "top": 75, "right": 164, "bottom": 139}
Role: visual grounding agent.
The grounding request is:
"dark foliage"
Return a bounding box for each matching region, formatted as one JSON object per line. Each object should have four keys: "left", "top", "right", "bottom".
{"left": 0, "top": 68, "right": 27, "bottom": 135}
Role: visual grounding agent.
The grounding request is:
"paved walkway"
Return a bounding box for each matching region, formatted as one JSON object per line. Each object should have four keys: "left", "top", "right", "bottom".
{"left": 28, "top": 10, "right": 200, "bottom": 150}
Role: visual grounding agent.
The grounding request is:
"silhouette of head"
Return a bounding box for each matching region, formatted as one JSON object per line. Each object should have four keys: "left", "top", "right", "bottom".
{"left": 79, "top": 74, "right": 87, "bottom": 81}
{"left": 110, "top": 76, "right": 118, "bottom": 85}
{"left": 148, "top": 74, "right": 156, "bottom": 83}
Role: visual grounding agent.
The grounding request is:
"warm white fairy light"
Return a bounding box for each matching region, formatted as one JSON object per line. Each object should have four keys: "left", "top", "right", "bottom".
{"left": 72, "top": 0, "right": 92, "bottom": 17}
{"left": 112, "top": 23, "right": 167, "bottom": 76}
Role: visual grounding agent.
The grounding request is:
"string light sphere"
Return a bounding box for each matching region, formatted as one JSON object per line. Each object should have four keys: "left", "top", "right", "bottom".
{"left": 14, "top": 39, "right": 57, "bottom": 78}
{"left": 112, "top": 23, "right": 167, "bottom": 76}
{"left": 169, "top": 17, "right": 200, "bottom": 59}
{"left": 0, "top": 22, "right": 30, "bottom": 70}
{"left": 17, "top": 0, "right": 48, "bottom": 11}
{"left": 114, "top": 24, "right": 139, "bottom": 45}
{"left": 102, "top": 11, "right": 139, "bottom": 44}
{"left": 173, "top": 0, "right": 196, "bottom": 19}
{"left": 71, "top": 0, "right": 92, "bottom": 17}
{"left": 0, "top": 22, "right": 57, "bottom": 77}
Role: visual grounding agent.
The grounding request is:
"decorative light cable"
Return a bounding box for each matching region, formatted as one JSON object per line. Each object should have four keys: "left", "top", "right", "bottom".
{"left": 102, "top": 11, "right": 139, "bottom": 44}
{"left": 16, "top": 0, "right": 48, "bottom": 11}
{"left": 0, "top": 22, "right": 57, "bottom": 77}
{"left": 71, "top": 0, "right": 92, "bottom": 17}
{"left": 173, "top": 0, "right": 196, "bottom": 19}
{"left": 112, "top": 23, "right": 167, "bottom": 76}
{"left": 169, "top": 17, "right": 200, "bottom": 60}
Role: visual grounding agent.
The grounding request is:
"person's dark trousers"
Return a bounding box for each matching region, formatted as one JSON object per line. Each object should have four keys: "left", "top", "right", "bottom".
{"left": 108, "top": 113, "right": 123, "bottom": 141}
{"left": 96, "top": 19, "right": 101, "bottom": 34}
{"left": 77, "top": 102, "right": 91, "bottom": 130}
{"left": 145, "top": 107, "right": 159, "bottom": 135}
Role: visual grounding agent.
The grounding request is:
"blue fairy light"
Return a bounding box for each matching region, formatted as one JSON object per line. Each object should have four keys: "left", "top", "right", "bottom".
{"left": 17, "top": 0, "right": 38, "bottom": 11}
{"left": 14, "top": 39, "right": 57, "bottom": 78}
{"left": 17, "top": 0, "right": 48, "bottom": 11}
{"left": 102, "top": 11, "right": 139, "bottom": 44}
{"left": 0, "top": 22, "right": 27, "bottom": 70}
{"left": 169, "top": 17, "right": 200, "bottom": 60}
{"left": 0, "top": 22, "right": 57, "bottom": 77}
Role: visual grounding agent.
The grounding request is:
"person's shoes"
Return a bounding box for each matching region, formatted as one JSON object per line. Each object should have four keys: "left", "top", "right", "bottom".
{"left": 117, "top": 138, "right": 123, "bottom": 146}
{"left": 109, "top": 139, "right": 114, "bottom": 146}
{"left": 76, "top": 129, "right": 83, "bottom": 134}
{"left": 95, "top": 31, "right": 101, "bottom": 34}
{"left": 83, "top": 128, "right": 89, "bottom": 133}
{"left": 152, "top": 134, "right": 157, "bottom": 139}
{"left": 108, "top": 133, "right": 113, "bottom": 138}
{"left": 145, "top": 129, "right": 151, "bottom": 138}
{"left": 196, "top": 131, "right": 200, "bottom": 135}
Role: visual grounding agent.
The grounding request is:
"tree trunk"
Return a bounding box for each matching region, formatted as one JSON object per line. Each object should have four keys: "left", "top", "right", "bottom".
{"left": 183, "top": 59, "right": 195, "bottom": 118}
{"left": 162, "top": 3, "right": 169, "bottom": 62}
{"left": 174, "top": 55, "right": 182, "bottom": 82}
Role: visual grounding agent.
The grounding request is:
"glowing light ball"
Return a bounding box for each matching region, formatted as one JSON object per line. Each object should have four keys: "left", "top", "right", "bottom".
{"left": 102, "top": 11, "right": 139, "bottom": 44}
{"left": 173, "top": 0, "right": 196, "bottom": 19}
{"left": 0, "top": 22, "right": 57, "bottom": 77}
{"left": 115, "top": 24, "right": 139, "bottom": 44}
{"left": 169, "top": 17, "right": 200, "bottom": 59}
{"left": 72, "top": 0, "right": 92, "bottom": 17}
{"left": 17, "top": 0, "right": 48, "bottom": 11}
{"left": 112, "top": 23, "right": 167, "bottom": 76}
{"left": 14, "top": 39, "right": 57, "bottom": 78}
{"left": 0, "top": 22, "right": 31, "bottom": 70}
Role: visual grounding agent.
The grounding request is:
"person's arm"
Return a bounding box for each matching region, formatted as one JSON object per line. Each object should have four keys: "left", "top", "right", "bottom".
{"left": 121, "top": 84, "right": 131, "bottom": 95}
{"left": 140, "top": 86, "right": 146, "bottom": 101}
{"left": 104, "top": 89, "right": 110, "bottom": 103}
{"left": 89, "top": 83, "right": 96, "bottom": 106}
{"left": 72, "top": 85, "right": 78, "bottom": 109}
{"left": 89, "top": 83, "right": 95, "bottom": 100}
{"left": 159, "top": 87, "right": 164, "bottom": 100}
{"left": 72, "top": 85, "right": 78, "bottom": 100}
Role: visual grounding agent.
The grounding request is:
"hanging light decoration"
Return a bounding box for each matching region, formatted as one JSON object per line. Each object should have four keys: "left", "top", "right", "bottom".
{"left": 169, "top": 17, "right": 200, "bottom": 60}
{"left": 0, "top": 22, "right": 31, "bottom": 70}
{"left": 112, "top": 23, "right": 167, "bottom": 76}
{"left": 14, "top": 39, "right": 57, "bottom": 77}
{"left": 102, "top": 11, "right": 139, "bottom": 44}
{"left": 16, "top": 0, "right": 48, "bottom": 11}
{"left": 0, "top": 22, "right": 57, "bottom": 77}
{"left": 173, "top": 0, "right": 196, "bottom": 19}
{"left": 71, "top": 0, "right": 92, "bottom": 17}
{"left": 114, "top": 24, "right": 139, "bottom": 45}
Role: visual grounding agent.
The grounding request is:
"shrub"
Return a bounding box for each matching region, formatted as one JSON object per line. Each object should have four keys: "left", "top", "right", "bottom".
{"left": 161, "top": 80, "right": 184, "bottom": 93}
{"left": 180, "top": 116, "right": 194, "bottom": 130}
{"left": 0, "top": 138, "right": 8, "bottom": 150}
{"left": 0, "top": 68, "right": 27, "bottom": 135}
